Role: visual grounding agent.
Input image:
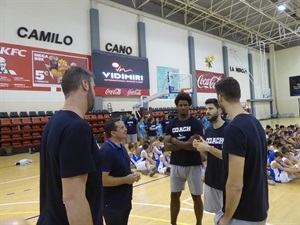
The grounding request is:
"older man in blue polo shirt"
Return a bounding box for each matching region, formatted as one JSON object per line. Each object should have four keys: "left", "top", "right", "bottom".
{"left": 101, "top": 118, "right": 141, "bottom": 225}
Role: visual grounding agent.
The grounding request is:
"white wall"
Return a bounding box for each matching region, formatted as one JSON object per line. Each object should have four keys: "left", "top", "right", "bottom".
{"left": 194, "top": 33, "right": 223, "bottom": 106}
{"left": 274, "top": 46, "right": 300, "bottom": 116}
{"left": 144, "top": 17, "right": 190, "bottom": 109}
{"left": 97, "top": 3, "right": 140, "bottom": 111}
{"left": 0, "top": 0, "right": 91, "bottom": 112}
{"left": 225, "top": 43, "right": 250, "bottom": 103}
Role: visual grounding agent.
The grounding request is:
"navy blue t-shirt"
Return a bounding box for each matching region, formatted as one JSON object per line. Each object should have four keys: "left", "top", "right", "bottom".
{"left": 148, "top": 122, "right": 157, "bottom": 137}
{"left": 101, "top": 140, "right": 132, "bottom": 206}
{"left": 222, "top": 114, "right": 268, "bottom": 221}
{"left": 161, "top": 118, "right": 171, "bottom": 133}
{"left": 166, "top": 116, "right": 203, "bottom": 166}
{"left": 205, "top": 121, "right": 228, "bottom": 190}
{"left": 125, "top": 117, "right": 137, "bottom": 134}
{"left": 37, "top": 110, "right": 103, "bottom": 225}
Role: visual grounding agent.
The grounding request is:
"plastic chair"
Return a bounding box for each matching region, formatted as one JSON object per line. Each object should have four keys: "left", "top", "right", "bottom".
{"left": 9, "top": 112, "right": 19, "bottom": 118}
{"left": 20, "top": 111, "right": 29, "bottom": 117}
{"left": 29, "top": 111, "right": 38, "bottom": 117}
{"left": 46, "top": 111, "right": 54, "bottom": 116}
{"left": 0, "top": 112, "right": 9, "bottom": 118}
{"left": 38, "top": 111, "right": 46, "bottom": 116}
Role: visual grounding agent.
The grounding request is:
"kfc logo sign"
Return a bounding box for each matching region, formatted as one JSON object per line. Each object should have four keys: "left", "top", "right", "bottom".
{"left": 196, "top": 70, "right": 224, "bottom": 93}
{"left": 105, "top": 88, "right": 121, "bottom": 96}
{"left": 127, "top": 89, "right": 142, "bottom": 96}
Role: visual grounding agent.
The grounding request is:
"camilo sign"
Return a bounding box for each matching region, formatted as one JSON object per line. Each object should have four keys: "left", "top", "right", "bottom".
{"left": 196, "top": 70, "right": 224, "bottom": 93}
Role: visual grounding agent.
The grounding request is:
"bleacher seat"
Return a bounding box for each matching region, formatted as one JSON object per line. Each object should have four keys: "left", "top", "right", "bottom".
{"left": 20, "top": 111, "right": 29, "bottom": 117}
{"left": 38, "top": 111, "right": 46, "bottom": 116}
{"left": 29, "top": 111, "right": 38, "bottom": 117}
{"left": 9, "top": 112, "right": 19, "bottom": 118}
{"left": 0, "top": 112, "right": 9, "bottom": 118}
{"left": 46, "top": 111, "right": 54, "bottom": 116}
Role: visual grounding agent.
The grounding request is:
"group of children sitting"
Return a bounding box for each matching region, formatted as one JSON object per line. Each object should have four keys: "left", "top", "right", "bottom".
{"left": 127, "top": 136, "right": 171, "bottom": 177}
{"left": 266, "top": 123, "right": 300, "bottom": 183}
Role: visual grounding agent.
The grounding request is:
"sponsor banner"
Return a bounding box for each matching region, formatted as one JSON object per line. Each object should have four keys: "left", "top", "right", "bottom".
{"left": 95, "top": 87, "right": 149, "bottom": 96}
{"left": 157, "top": 66, "right": 179, "bottom": 99}
{"left": 92, "top": 51, "right": 149, "bottom": 97}
{"left": 0, "top": 42, "right": 90, "bottom": 91}
{"left": 289, "top": 75, "right": 300, "bottom": 96}
{"left": 196, "top": 70, "right": 224, "bottom": 93}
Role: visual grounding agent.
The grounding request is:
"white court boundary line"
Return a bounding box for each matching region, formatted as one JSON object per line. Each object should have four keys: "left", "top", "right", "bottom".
{"left": 0, "top": 201, "right": 39, "bottom": 207}
{"left": 0, "top": 175, "right": 39, "bottom": 185}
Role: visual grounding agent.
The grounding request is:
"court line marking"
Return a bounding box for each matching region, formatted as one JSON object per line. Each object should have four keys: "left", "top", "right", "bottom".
{"left": 133, "top": 175, "right": 169, "bottom": 187}
{"left": 0, "top": 201, "right": 39, "bottom": 207}
{"left": 0, "top": 175, "right": 39, "bottom": 185}
{"left": 133, "top": 202, "right": 193, "bottom": 212}
{"left": 130, "top": 214, "right": 190, "bottom": 225}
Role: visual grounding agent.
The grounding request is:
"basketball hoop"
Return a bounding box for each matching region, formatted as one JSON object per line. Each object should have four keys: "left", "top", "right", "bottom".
{"left": 180, "top": 87, "right": 192, "bottom": 93}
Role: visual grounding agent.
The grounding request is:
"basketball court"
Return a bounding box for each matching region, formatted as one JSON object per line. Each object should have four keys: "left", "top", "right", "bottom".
{"left": 1, "top": 117, "right": 299, "bottom": 225}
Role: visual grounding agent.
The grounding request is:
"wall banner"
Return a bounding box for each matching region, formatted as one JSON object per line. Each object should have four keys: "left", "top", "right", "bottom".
{"left": 0, "top": 42, "right": 90, "bottom": 91}
{"left": 289, "top": 75, "right": 300, "bottom": 96}
{"left": 196, "top": 70, "right": 224, "bottom": 93}
{"left": 92, "top": 51, "right": 149, "bottom": 97}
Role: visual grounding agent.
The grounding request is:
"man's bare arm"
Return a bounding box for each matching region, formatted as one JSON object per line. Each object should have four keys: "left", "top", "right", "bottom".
{"left": 62, "top": 174, "right": 93, "bottom": 225}
{"left": 221, "top": 154, "right": 244, "bottom": 224}
{"left": 164, "top": 135, "right": 181, "bottom": 151}
{"left": 170, "top": 135, "right": 198, "bottom": 151}
{"left": 102, "top": 172, "right": 140, "bottom": 187}
{"left": 193, "top": 139, "right": 222, "bottom": 159}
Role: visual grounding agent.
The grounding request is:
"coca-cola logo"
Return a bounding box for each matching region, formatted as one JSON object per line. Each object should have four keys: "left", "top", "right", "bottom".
{"left": 127, "top": 89, "right": 142, "bottom": 96}
{"left": 105, "top": 88, "right": 121, "bottom": 95}
{"left": 197, "top": 75, "right": 222, "bottom": 89}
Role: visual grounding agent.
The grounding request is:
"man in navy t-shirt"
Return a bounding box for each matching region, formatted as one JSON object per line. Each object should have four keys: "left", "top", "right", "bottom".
{"left": 125, "top": 112, "right": 138, "bottom": 150}
{"left": 214, "top": 77, "right": 268, "bottom": 225}
{"left": 193, "top": 98, "right": 228, "bottom": 214}
{"left": 101, "top": 119, "right": 141, "bottom": 225}
{"left": 164, "top": 92, "right": 204, "bottom": 225}
{"left": 161, "top": 112, "right": 171, "bottom": 135}
{"left": 37, "top": 67, "right": 103, "bottom": 225}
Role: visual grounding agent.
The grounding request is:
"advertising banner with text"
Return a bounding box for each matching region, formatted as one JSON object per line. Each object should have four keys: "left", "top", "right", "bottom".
{"left": 289, "top": 75, "right": 300, "bottom": 96}
{"left": 92, "top": 51, "right": 149, "bottom": 97}
{"left": 196, "top": 70, "right": 224, "bottom": 93}
{"left": 0, "top": 42, "right": 90, "bottom": 91}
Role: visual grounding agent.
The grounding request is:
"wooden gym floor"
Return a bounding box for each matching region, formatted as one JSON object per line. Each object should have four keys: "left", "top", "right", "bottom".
{"left": 0, "top": 117, "right": 299, "bottom": 225}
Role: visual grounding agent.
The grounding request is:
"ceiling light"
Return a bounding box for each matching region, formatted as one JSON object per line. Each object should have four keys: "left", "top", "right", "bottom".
{"left": 277, "top": 5, "right": 286, "bottom": 11}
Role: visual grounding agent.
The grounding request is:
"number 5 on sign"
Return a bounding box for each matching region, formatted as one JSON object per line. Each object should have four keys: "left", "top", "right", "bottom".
{"left": 35, "top": 70, "right": 48, "bottom": 80}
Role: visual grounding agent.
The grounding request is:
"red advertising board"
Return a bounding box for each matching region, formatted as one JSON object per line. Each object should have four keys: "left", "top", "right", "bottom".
{"left": 196, "top": 70, "right": 224, "bottom": 93}
{"left": 0, "top": 42, "right": 90, "bottom": 91}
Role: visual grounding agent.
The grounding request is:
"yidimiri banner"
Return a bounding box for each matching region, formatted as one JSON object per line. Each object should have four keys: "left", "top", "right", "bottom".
{"left": 92, "top": 50, "right": 149, "bottom": 97}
